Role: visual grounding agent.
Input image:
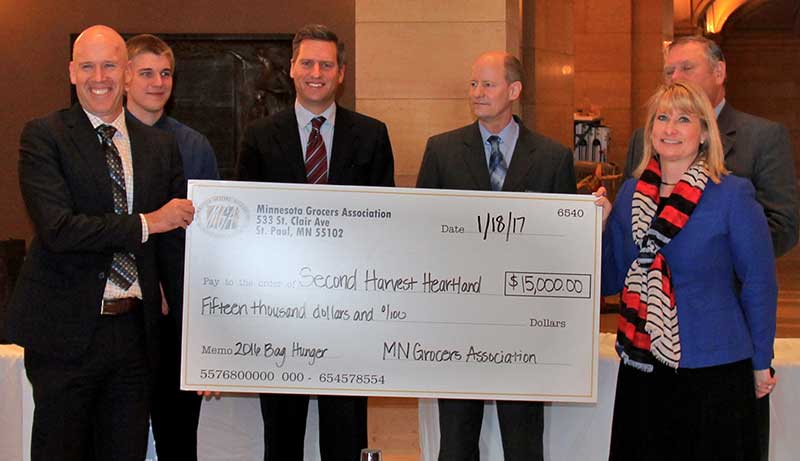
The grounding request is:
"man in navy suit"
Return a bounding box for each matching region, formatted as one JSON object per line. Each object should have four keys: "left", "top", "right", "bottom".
{"left": 124, "top": 33, "right": 219, "bottom": 461}
{"left": 417, "top": 51, "right": 576, "bottom": 461}
{"left": 236, "top": 24, "right": 394, "bottom": 461}
{"left": 623, "top": 35, "right": 794, "bottom": 461}
{"left": 6, "top": 25, "right": 194, "bottom": 461}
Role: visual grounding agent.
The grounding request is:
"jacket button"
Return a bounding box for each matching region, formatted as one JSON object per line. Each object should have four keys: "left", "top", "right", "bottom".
{"left": 98, "top": 272, "right": 105, "bottom": 280}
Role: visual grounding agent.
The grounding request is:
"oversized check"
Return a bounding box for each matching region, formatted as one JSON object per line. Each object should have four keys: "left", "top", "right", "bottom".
{"left": 181, "top": 181, "right": 602, "bottom": 402}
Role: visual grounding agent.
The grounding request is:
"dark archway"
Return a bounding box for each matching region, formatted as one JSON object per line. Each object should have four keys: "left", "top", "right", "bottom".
{"left": 718, "top": 0, "right": 800, "bottom": 171}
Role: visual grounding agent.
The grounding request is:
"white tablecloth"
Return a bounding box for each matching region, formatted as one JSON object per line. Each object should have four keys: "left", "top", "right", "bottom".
{"left": 3, "top": 333, "right": 799, "bottom": 460}
{"left": 0, "top": 344, "right": 32, "bottom": 461}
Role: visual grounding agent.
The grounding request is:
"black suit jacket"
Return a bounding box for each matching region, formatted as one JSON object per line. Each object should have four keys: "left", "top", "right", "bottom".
{"left": 416, "top": 117, "right": 576, "bottom": 194}
{"left": 624, "top": 103, "right": 799, "bottom": 257}
{"left": 6, "top": 104, "right": 186, "bottom": 365}
{"left": 237, "top": 105, "right": 395, "bottom": 187}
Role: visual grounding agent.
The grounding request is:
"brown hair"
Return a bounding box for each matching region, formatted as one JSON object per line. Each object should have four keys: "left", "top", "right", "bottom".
{"left": 292, "top": 24, "right": 345, "bottom": 68}
{"left": 503, "top": 54, "right": 524, "bottom": 84}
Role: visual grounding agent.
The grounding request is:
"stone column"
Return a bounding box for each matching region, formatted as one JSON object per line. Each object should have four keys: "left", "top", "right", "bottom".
{"left": 632, "top": 0, "right": 673, "bottom": 131}
{"left": 522, "top": 0, "right": 576, "bottom": 147}
{"left": 355, "top": 0, "right": 523, "bottom": 186}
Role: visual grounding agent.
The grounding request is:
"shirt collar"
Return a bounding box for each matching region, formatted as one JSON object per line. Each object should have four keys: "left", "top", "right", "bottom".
{"left": 84, "top": 109, "right": 128, "bottom": 140}
{"left": 478, "top": 118, "right": 518, "bottom": 147}
{"left": 295, "top": 100, "right": 337, "bottom": 130}
{"left": 714, "top": 99, "right": 726, "bottom": 119}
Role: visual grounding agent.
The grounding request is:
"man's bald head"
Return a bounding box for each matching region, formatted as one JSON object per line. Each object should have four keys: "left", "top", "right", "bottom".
{"left": 72, "top": 25, "right": 127, "bottom": 61}
{"left": 69, "top": 25, "right": 128, "bottom": 122}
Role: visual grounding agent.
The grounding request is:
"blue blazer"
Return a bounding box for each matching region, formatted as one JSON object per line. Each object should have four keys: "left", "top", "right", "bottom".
{"left": 602, "top": 175, "right": 777, "bottom": 370}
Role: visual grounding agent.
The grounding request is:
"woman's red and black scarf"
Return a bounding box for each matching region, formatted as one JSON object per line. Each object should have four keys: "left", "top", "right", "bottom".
{"left": 616, "top": 156, "right": 709, "bottom": 371}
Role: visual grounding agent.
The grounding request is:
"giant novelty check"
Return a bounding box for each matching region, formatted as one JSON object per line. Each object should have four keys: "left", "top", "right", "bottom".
{"left": 181, "top": 181, "right": 602, "bottom": 402}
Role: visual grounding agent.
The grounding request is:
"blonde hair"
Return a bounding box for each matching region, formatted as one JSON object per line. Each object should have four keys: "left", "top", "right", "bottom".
{"left": 634, "top": 82, "right": 728, "bottom": 183}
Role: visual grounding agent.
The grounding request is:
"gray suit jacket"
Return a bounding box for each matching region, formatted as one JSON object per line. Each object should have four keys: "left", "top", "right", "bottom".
{"left": 623, "top": 103, "right": 799, "bottom": 257}
{"left": 417, "top": 117, "right": 576, "bottom": 194}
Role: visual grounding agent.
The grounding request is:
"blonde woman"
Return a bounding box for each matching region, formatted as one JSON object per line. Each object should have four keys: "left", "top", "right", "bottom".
{"left": 596, "top": 82, "right": 778, "bottom": 460}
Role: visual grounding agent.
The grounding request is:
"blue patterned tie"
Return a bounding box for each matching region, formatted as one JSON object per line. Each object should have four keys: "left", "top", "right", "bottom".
{"left": 97, "top": 124, "right": 138, "bottom": 290}
{"left": 488, "top": 135, "right": 507, "bottom": 191}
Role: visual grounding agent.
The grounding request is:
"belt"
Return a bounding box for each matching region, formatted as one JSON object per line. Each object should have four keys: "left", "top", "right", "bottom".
{"left": 101, "top": 298, "right": 142, "bottom": 316}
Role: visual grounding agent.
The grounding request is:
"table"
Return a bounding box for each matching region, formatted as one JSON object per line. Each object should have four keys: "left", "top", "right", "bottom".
{"left": 3, "top": 334, "right": 799, "bottom": 460}
{"left": 0, "top": 344, "right": 32, "bottom": 461}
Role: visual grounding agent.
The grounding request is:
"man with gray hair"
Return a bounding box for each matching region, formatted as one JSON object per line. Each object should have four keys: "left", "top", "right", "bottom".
{"left": 623, "top": 34, "right": 796, "bottom": 461}
{"left": 417, "top": 51, "right": 576, "bottom": 461}
{"left": 625, "top": 35, "right": 798, "bottom": 257}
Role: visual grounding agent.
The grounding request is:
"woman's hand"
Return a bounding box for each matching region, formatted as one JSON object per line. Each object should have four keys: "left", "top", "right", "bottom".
{"left": 754, "top": 368, "right": 777, "bottom": 398}
{"left": 593, "top": 187, "right": 612, "bottom": 231}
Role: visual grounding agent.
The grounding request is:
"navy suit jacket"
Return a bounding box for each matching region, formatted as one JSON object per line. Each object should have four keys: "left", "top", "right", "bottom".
{"left": 6, "top": 104, "right": 186, "bottom": 365}
{"left": 624, "top": 103, "right": 799, "bottom": 257}
{"left": 416, "top": 117, "right": 576, "bottom": 194}
{"left": 236, "top": 105, "right": 394, "bottom": 187}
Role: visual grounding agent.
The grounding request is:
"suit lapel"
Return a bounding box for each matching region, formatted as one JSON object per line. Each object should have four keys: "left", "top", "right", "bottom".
{"left": 329, "top": 106, "right": 356, "bottom": 184}
{"left": 462, "top": 121, "right": 492, "bottom": 189}
{"left": 126, "top": 113, "right": 149, "bottom": 212}
{"left": 503, "top": 118, "right": 536, "bottom": 191}
{"left": 717, "top": 103, "right": 736, "bottom": 159}
{"left": 274, "top": 108, "right": 308, "bottom": 183}
{"left": 64, "top": 104, "right": 114, "bottom": 210}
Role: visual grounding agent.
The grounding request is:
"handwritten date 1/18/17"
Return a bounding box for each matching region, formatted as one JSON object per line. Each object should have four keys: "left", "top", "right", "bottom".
{"left": 476, "top": 212, "right": 526, "bottom": 241}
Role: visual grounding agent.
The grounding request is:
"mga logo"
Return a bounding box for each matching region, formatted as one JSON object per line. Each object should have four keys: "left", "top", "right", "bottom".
{"left": 196, "top": 196, "right": 250, "bottom": 237}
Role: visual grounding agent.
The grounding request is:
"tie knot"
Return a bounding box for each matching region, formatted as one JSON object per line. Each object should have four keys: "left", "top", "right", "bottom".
{"left": 311, "top": 116, "right": 326, "bottom": 130}
{"left": 487, "top": 135, "right": 501, "bottom": 147}
{"left": 96, "top": 124, "right": 117, "bottom": 142}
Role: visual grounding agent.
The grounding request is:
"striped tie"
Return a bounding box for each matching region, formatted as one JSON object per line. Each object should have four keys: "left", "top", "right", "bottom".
{"left": 96, "top": 124, "right": 138, "bottom": 290}
{"left": 488, "top": 135, "right": 507, "bottom": 191}
{"left": 305, "top": 116, "right": 328, "bottom": 184}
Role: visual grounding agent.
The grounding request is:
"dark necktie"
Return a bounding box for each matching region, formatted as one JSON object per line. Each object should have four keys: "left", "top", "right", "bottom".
{"left": 96, "top": 124, "right": 138, "bottom": 290}
{"left": 305, "top": 116, "right": 328, "bottom": 184}
{"left": 488, "top": 135, "right": 508, "bottom": 191}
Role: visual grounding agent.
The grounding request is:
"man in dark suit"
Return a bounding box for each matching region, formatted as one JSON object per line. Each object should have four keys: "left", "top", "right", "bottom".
{"left": 6, "top": 25, "right": 194, "bottom": 461}
{"left": 236, "top": 24, "right": 395, "bottom": 461}
{"left": 624, "top": 35, "right": 798, "bottom": 258}
{"left": 125, "top": 33, "right": 219, "bottom": 461}
{"left": 417, "top": 51, "right": 576, "bottom": 461}
{"left": 623, "top": 35, "right": 793, "bottom": 461}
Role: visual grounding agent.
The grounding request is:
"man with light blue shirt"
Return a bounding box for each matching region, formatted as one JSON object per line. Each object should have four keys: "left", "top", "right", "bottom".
{"left": 236, "top": 24, "right": 394, "bottom": 461}
{"left": 417, "top": 51, "right": 576, "bottom": 461}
